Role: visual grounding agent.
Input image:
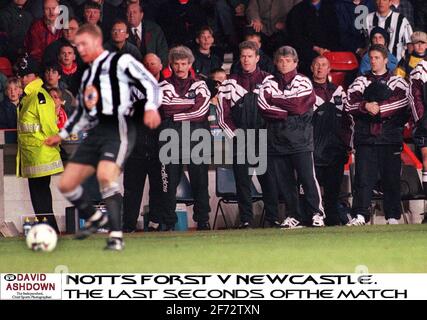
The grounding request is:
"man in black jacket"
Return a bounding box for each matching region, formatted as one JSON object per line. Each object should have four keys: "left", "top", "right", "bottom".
{"left": 258, "top": 46, "right": 325, "bottom": 228}
{"left": 287, "top": 0, "right": 341, "bottom": 75}
{"left": 217, "top": 40, "right": 279, "bottom": 228}
{"left": 311, "top": 55, "right": 352, "bottom": 225}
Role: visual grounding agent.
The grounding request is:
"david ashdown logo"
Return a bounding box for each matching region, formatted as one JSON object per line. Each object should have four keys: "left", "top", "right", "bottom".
{"left": 4, "top": 274, "right": 16, "bottom": 281}
{"left": 1, "top": 274, "right": 62, "bottom": 300}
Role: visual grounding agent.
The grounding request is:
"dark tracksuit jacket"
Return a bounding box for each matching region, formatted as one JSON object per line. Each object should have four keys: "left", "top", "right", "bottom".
{"left": 312, "top": 81, "right": 352, "bottom": 225}
{"left": 409, "top": 60, "right": 427, "bottom": 146}
{"left": 158, "top": 74, "right": 211, "bottom": 227}
{"left": 217, "top": 68, "right": 278, "bottom": 224}
{"left": 346, "top": 71, "right": 409, "bottom": 221}
{"left": 257, "top": 69, "right": 324, "bottom": 223}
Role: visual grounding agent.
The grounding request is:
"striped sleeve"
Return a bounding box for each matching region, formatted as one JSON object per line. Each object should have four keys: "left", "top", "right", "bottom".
{"left": 119, "top": 54, "right": 162, "bottom": 111}
{"left": 345, "top": 76, "right": 370, "bottom": 115}
{"left": 379, "top": 76, "right": 409, "bottom": 118}
{"left": 173, "top": 81, "right": 211, "bottom": 121}
{"left": 59, "top": 69, "right": 90, "bottom": 139}
{"left": 409, "top": 61, "right": 427, "bottom": 123}
{"left": 217, "top": 79, "right": 247, "bottom": 138}
{"left": 259, "top": 74, "right": 315, "bottom": 116}
{"left": 258, "top": 75, "right": 288, "bottom": 120}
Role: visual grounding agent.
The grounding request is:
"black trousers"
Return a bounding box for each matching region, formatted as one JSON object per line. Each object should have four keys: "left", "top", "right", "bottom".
{"left": 352, "top": 144, "right": 402, "bottom": 221}
{"left": 123, "top": 156, "right": 163, "bottom": 231}
{"left": 161, "top": 162, "right": 210, "bottom": 227}
{"left": 233, "top": 160, "right": 278, "bottom": 224}
{"left": 270, "top": 152, "right": 323, "bottom": 222}
{"left": 28, "top": 175, "right": 59, "bottom": 232}
{"left": 315, "top": 160, "right": 346, "bottom": 226}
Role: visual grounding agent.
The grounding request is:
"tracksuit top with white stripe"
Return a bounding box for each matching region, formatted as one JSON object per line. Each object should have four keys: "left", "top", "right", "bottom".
{"left": 257, "top": 69, "right": 317, "bottom": 155}
{"left": 158, "top": 75, "right": 211, "bottom": 122}
{"left": 345, "top": 71, "right": 409, "bottom": 145}
{"left": 58, "top": 51, "right": 162, "bottom": 139}
{"left": 409, "top": 60, "right": 427, "bottom": 130}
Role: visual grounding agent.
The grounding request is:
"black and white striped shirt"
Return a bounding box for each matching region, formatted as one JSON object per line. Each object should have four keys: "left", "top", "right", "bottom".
{"left": 59, "top": 51, "right": 162, "bottom": 139}
{"left": 364, "top": 11, "right": 413, "bottom": 61}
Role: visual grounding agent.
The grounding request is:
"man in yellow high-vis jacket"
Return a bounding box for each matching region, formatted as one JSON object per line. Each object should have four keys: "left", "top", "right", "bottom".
{"left": 16, "top": 56, "right": 64, "bottom": 232}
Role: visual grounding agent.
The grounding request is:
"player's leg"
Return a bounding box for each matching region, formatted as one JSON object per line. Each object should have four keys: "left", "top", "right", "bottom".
{"left": 96, "top": 160, "right": 123, "bottom": 249}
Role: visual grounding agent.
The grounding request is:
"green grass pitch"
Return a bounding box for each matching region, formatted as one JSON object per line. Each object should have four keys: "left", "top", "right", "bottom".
{"left": 1, "top": 225, "right": 427, "bottom": 273}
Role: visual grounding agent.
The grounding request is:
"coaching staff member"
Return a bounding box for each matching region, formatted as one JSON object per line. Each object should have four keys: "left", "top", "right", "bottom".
{"left": 346, "top": 44, "right": 409, "bottom": 226}
{"left": 45, "top": 24, "right": 162, "bottom": 250}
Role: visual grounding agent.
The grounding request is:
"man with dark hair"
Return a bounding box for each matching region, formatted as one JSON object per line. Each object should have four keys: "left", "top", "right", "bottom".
{"left": 230, "top": 32, "right": 275, "bottom": 74}
{"left": 126, "top": 2, "right": 169, "bottom": 65}
{"left": 217, "top": 40, "right": 279, "bottom": 228}
{"left": 104, "top": 20, "right": 143, "bottom": 61}
{"left": 157, "top": 46, "right": 212, "bottom": 231}
{"left": 16, "top": 55, "right": 64, "bottom": 232}
{"left": 346, "top": 44, "right": 409, "bottom": 226}
{"left": 58, "top": 43, "right": 80, "bottom": 95}
{"left": 258, "top": 46, "right": 325, "bottom": 228}
{"left": 45, "top": 24, "right": 162, "bottom": 250}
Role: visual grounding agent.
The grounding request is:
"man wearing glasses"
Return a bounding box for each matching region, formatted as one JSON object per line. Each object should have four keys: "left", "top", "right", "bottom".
{"left": 104, "top": 19, "right": 142, "bottom": 61}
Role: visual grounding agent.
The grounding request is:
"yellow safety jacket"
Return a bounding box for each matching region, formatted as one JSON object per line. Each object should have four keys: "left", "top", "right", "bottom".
{"left": 16, "top": 78, "right": 64, "bottom": 178}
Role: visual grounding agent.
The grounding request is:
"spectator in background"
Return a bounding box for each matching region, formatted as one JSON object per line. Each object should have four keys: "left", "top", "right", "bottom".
{"left": 26, "top": 0, "right": 74, "bottom": 20}
{"left": 412, "top": 0, "right": 427, "bottom": 31}
{"left": 76, "top": 0, "right": 119, "bottom": 41}
{"left": 15, "top": 56, "right": 64, "bottom": 232}
{"left": 390, "top": 0, "right": 414, "bottom": 27}
{"left": 359, "top": 27, "right": 398, "bottom": 75}
{"left": 363, "top": 0, "right": 412, "bottom": 62}
{"left": 396, "top": 31, "right": 427, "bottom": 80}
{"left": 47, "top": 87, "right": 68, "bottom": 129}
{"left": 230, "top": 32, "right": 275, "bottom": 74}
{"left": 43, "top": 17, "right": 82, "bottom": 68}
{"left": 143, "top": 53, "right": 163, "bottom": 82}
{"left": 310, "top": 56, "right": 352, "bottom": 226}
{"left": 104, "top": 20, "right": 142, "bottom": 61}
{"left": 0, "top": 77, "right": 22, "bottom": 129}
{"left": 246, "top": 0, "right": 302, "bottom": 57}
{"left": 346, "top": 44, "right": 409, "bottom": 226}
{"left": 335, "top": 0, "right": 376, "bottom": 55}
{"left": 126, "top": 2, "right": 169, "bottom": 66}
{"left": 157, "top": 0, "right": 207, "bottom": 49}
{"left": 192, "top": 26, "right": 224, "bottom": 80}
{"left": 0, "top": 0, "right": 33, "bottom": 63}
{"left": 287, "top": 0, "right": 341, "bottom": 76}
{"left": 43, "top": 63, "right": 76, "bottom": 116}
{"left": 25, "top": 0, "right": 63, "bottom": 63}
{"left": 58, "top": 43, "right": 80, "bottom": 95}
{"left": 206, "top": 0, "right": 248, "bottom": 53}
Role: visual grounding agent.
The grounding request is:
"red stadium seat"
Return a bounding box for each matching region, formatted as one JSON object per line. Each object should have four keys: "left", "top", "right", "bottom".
{"left": 323, "top": 52, "right": 359, "bottom": 89}
{"left": 0, "top": 57, "right": 13, "bottom": 77}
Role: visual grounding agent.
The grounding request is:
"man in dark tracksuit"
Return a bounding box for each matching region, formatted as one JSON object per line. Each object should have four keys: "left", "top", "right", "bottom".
{"left": 158, "top": 45, "right": 211, "bottom": 231}
{"left": 217, "top": 40, "right": 279, "bottom": 228}
{"left": 346, "top": 44, "right": 409, "bottom": 226}
{"left": 311, "top": 55, "right": 352, "bottom": 226}
{"left": 258, "top": 46, "right": 325, "bottom": 228}
{"left": 409, "top": 58, "right": 427, "bottom": 224}
{"left": 122, "top": 90, "right": 163, "bottom": 232}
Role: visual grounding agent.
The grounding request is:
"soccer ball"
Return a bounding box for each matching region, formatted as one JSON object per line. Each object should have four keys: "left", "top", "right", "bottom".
{"left": 26, "top": 224, "right": 58, "bottom": 252}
